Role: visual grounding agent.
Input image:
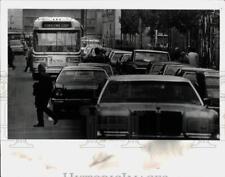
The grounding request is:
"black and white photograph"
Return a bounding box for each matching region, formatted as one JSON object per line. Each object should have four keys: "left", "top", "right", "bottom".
{"left": 1, "top": 1, "right": 225, "bottom": 177}
{"left": 8, "top": 9, "right": 220, "bottom": 139}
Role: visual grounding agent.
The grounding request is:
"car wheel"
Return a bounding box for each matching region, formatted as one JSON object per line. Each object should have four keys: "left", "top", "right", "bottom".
{"left": 52, "top": 104, "right": 61, "bottom": 117}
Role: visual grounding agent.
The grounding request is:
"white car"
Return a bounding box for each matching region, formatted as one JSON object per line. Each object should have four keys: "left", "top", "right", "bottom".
{"left": 9, "top": 40, "right": 25, "bottom": 53}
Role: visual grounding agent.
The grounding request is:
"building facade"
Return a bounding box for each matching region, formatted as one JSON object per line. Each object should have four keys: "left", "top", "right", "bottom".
{"left": 102, "top": 10, "right": 121, "bottom": 48}
{"left": 8, "top": 9, "right": 99, "bottom": 38}
{"left": 8, "top": 9, "right": 23, "bottom": 32}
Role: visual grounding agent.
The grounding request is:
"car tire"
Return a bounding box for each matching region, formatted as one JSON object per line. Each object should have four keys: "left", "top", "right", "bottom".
{"left": 52, "top": 103, "right": 61, "bottom": 117}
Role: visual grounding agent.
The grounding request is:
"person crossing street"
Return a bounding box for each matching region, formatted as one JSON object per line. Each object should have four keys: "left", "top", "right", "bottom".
{"left": 33, "top": 63, "right": 58, "bottom": 127}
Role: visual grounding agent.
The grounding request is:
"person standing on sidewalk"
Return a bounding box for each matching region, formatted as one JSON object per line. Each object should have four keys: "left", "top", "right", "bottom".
{"left": 24, "top": 44, "right": 34, "bottom": 72}
{"left": 33, "top": 63, "right": 58, "bottom": 127}
{"left": 186, "top": 47, "right": 200, "bottom": 67}
{"left": 8, "top": 44, "right": 16, "bottom": 70}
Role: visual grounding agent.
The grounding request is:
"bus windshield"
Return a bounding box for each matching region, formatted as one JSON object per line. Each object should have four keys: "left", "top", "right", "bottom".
{"left": 33, "top": 30, "right": 80, "bottom": 52}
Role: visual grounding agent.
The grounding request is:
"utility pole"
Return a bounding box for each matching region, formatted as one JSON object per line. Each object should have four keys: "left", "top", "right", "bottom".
{"left": 81, "top": 10, "right": 84, "bottom": 36}
{"left": 138, "top": 17, "right": 143, "bottom": 49}
{"left": 81, "top": 9, "right": 87, "bottom": 37}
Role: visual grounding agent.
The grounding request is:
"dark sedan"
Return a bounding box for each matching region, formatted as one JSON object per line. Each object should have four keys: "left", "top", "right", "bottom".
{"left": 87, "top": 75, "right": 218, "bottom": 139}
{"left": 122, "top": 50, "right": 170, "bottom": 74}
{"left": 78, "top": 62, "right": 113, "bottom": 76}
{"left": 149, "top": 61, "right": 190, "bottom": 75}
{"left": 175, "top": 67, "right": 219, "bottom": 113}
{"left": 51, "top": 66, "right": 109, "bottom": 115}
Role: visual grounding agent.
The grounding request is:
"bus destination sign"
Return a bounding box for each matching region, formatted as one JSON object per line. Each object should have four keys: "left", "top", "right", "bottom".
{"left": 42, "top": 22, "right": 72, "bottom": 28}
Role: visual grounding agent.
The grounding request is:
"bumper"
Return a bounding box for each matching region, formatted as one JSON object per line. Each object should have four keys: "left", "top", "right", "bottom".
{"left": 96, "top": 131, "right": 218, "bottom": 140}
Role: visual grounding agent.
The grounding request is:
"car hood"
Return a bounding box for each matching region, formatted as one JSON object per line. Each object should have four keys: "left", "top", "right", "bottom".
{"left": 97, "top": 103, "right": 213, "bottom": 116}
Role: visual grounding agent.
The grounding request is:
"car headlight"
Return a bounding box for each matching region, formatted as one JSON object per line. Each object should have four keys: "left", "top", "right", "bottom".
{"left": 54, "top": 88, "right": 64, "bottom": 97}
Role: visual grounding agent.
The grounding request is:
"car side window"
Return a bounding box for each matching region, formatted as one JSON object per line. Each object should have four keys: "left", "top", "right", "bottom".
{"left": 182, "top": 72, "right": 200, "bottom": 92}
{"left": 183, "top": 72, "right": 198, "bottom": 84}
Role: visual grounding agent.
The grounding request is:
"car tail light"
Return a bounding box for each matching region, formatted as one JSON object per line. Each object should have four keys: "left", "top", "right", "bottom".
{"left": 66, "top": 57, "right": 80, "bottom": 63}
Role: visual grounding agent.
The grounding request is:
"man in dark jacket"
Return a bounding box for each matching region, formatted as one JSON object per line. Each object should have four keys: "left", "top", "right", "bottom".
{"left": 33, "top": 63, "right": 58, "bottom": 127}
{"left": 24, "top": 44, "right": 34, "bottom": 72}
{"left": 93, "top": 47, "right": 106, "bottom": 63}
{"left": 8, "top": 45, "right": 16, "bottom": 70}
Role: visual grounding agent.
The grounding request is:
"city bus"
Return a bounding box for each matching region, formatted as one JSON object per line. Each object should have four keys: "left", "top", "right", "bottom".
{"left": 32, "top": 17, "right": 82, "bottom": 79}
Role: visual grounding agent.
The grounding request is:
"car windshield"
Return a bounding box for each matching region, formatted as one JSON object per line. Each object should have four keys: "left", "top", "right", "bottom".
{"left": 183, "top": 72, "right": 198, "bottom": 84}
{"left": 10, "top": 40, "right": 22, "bottom": 45}
{"left": 164, "top": 65, "right": 183, "bottom": 75}
{"left": 100, "top": 81, "right": 201, "bottom": 105}
{"left": 205, "top": 77, "right": 219, "bottom": 98}
{"left": 135, "top": 52, "right": 169, "bottom": 62}
{"left": 111, "top": 53, "right": 124, "bottom": 63}
{"left": 57, "top": 70, "right": 107, "bottom": 84}
{"left": 79, "top": 64, "right": 112, "bottom": 76}
{"left": 121, "top": 55, "right": 131, "bottom": 62}
{"left": 33, "top": 30, "right": 80, "bottom": 52}
{"left": 8, "top": 33, "right": 23, "bottom": 40}
{"left": 150, "top": 64, "right": 164, "bottom": 74}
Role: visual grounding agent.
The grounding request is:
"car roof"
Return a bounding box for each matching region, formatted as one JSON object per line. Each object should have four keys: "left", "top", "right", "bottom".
{"left": 134, "top": 49, "right": 169, "bottom": 54}
{"left": 109, "top": 75, "right": 191, "bottom": 82}
{"left": 152, "top": 61, "right": 182, "bottom": 65}
{"left": 112, "top": 50, "right": 132, "bottom": 54}
{"left": 180, "top": 67, "right": 218, "bottom": 73}
{"left": 79, "top": 63, "right": 111, "bottom": 67}
{"left": 62, "top": 65, "right": 107, "bottom": 71}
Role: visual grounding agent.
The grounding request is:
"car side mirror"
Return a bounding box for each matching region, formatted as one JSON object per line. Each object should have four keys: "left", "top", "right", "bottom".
{"left": 203, "top": 98, "right": 210, "bottom": 106}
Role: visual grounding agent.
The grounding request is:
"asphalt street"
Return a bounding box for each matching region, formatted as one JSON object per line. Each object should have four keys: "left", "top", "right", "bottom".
{"left": 8, "top": 54, "right": 85, "bottom": 139}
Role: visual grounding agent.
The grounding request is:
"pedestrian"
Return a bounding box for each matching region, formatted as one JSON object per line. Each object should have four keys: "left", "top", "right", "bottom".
{"left": 173, "top": 47, "right": 181, "bottom": 61}
{"left": 24, "top": 44, "right": 34, "bottom": 72}
{"left": 179, "top": 51, "right": 189, "bottom": 64}
{"left": 93, "top": 47, "right": 106, "bottom": 63}
{"left": 33, "top": 63, "right": 58, "bottom": 127}
{"left": 186, "top": 47, "right": 200, "bottom": 67}
{"left": 8, "top": 44, "right": 16, "bottom": 70}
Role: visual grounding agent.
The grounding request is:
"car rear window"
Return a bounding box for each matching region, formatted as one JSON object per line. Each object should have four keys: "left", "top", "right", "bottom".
{"left": 10, "top": 40, "right": 22, "bottom": 45}
{"left": 100, "top": 81, "right": 202, "bottom": 105}
{"left": 164, "top": 65, "right": 182, "bottom": 75}
{"left": 182, "top": 72, "right": 198, "bottom": 84}
{"left": 57, "top": 70, "right": 107, "bottom": 83}
{"left": 150, "top": 64, "right": 164, "bottom": 74}
{"left": 111, "top": 53, "right": 124, "bottom": 63}
{"left": 135, "top": 52, "right": 169, "bottom": 62}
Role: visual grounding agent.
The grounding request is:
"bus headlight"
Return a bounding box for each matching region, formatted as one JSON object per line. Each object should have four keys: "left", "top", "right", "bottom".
{"left": 66, "top": 57, "right": 80, "bottom": 63}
